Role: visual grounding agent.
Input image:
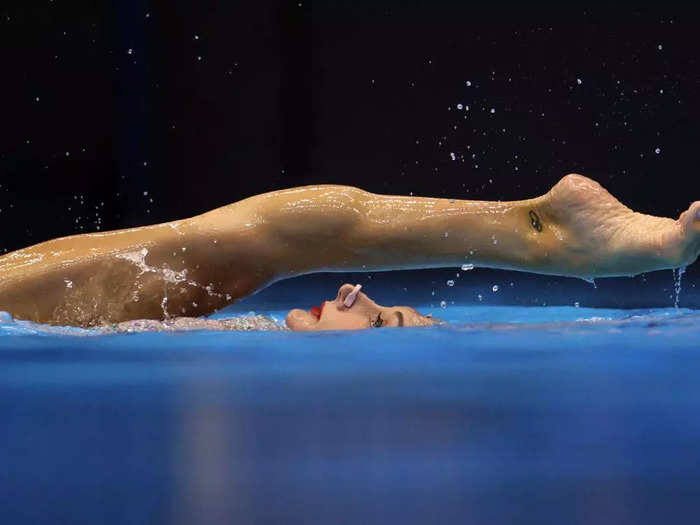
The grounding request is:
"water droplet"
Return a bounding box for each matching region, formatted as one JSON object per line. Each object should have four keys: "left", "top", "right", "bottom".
{"left": 461, "top": 263, "right": 474, "bottom": 271}
{"left": 446, "top": 280, "right": 455, "bottom": 287}
{"left": 440, "top": 300, "right": 447, "bottom": 308}
{"left": 492, "top": 285, "right": 499, "bottom": 292}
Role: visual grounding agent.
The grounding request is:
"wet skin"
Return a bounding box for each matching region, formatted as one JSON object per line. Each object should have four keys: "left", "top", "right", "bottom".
{"left": 0, "top": 174, "right": 698, "bottom": 326}
{"left": 286, "top": 284, "right": 438, "bottom": 331}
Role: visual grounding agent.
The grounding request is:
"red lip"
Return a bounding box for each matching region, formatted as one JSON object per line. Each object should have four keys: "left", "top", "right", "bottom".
{"left": 309, "top": 304, "right": 324, "bottom": 319}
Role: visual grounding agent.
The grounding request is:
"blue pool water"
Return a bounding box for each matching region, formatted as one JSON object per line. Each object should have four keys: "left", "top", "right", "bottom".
{"left": 1, "top": 271, "right": 700, "bottom": 524}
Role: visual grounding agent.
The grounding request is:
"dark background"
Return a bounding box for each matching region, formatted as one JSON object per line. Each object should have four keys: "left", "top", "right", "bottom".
{"left": 0, "top": 1, "right": 698, "bottom": 306}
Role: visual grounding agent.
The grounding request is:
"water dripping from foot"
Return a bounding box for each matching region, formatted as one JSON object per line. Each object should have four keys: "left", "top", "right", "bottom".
{"left": 673, "top": 266, "right": 687, "bottom": 309}
{"left": 582, "top": 277, "right": 597, "bottom": 289}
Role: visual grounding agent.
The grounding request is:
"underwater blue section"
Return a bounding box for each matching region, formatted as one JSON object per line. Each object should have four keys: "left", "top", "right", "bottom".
{"left": 1, "top": 270, "right": 699, "bottom": 524}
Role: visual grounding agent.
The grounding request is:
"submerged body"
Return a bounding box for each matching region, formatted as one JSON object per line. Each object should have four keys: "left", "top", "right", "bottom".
{"left": 0, "top": 174, "right": 698, "bottom": 327}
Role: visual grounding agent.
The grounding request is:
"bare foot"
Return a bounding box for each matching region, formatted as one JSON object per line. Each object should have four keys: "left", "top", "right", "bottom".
{"left": 540, "top": 174, "right": 699, "bottom": 278}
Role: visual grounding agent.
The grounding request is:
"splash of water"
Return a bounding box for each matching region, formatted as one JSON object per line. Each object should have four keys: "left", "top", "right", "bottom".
{"left": 116, "top": 248, "right": 230, "bottom": 307}
{"left": 0, "top": 310, "right": 287, "bottom": 335}
{"left": 161, "top": 295, "right": 170, "bottom": 320}
{"left": 673, "top": 266, "right": 687, "bottom": 309}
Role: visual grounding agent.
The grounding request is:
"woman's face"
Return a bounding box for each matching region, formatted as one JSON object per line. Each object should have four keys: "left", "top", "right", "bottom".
{"left": 285, "top": 283, "right": 437, "bottom": 331}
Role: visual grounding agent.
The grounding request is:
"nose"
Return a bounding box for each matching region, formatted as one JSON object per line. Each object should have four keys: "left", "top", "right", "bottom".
{"left": 343, "top": 284, "right": 362, "bottom": 307}
{"left": 336, "top": 283, "right": 362, "bottom": 307}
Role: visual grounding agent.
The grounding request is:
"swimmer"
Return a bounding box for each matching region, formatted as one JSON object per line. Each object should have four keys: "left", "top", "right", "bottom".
{"left": 92, "top": 283, "right": 436, "bottom": 332}
{"left": 286, "top": 283, "right": 437, "bottom": 331}
{"left": 0, "top": 173, "right": 698, "bottom": 327}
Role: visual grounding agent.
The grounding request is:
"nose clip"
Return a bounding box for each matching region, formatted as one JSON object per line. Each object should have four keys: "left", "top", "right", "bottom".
{"left": 343, "top": 284, "right": 362, "bottom": 308}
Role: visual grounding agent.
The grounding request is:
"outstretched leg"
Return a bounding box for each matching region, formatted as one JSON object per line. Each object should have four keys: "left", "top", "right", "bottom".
{"left": 261, "top": 174, "right": 699, "bottom": 280}
{"left": 0, "top": 174, "right": 697, "bottom": 326}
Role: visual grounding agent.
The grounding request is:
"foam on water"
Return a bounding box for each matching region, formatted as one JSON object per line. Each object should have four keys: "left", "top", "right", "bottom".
{"left": 0, "top": 311, "right": 286, "bottom": 336}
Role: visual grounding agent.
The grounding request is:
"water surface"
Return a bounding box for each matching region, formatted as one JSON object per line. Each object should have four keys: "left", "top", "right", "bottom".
{"left": 1, "top": 304, "right": 699, "bottom": 524}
